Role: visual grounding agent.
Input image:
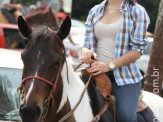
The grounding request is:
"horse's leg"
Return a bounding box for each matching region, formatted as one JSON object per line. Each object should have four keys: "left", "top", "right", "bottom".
{"left": 137, "top": 106, "right": 159, "bottom": 122}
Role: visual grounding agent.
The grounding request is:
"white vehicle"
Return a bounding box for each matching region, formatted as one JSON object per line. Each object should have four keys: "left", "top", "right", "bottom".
{"left": 0, "top": 49, "right": 23, "bottom": 121}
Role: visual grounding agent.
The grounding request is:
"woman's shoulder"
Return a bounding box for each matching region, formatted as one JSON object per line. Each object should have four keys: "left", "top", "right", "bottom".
{"left": 88, "top": 1, "right": 106, "bottom": 15}
{"left": 131, "top": 3, "right": 147, "bottom": 14}
{"left": 127, "top": 3, "right": 150, "bottom": 23}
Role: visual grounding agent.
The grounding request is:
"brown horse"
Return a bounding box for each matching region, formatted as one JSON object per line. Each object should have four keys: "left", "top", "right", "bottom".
{"left": 17, "top": 16, "right": 113, "bottom": 122}
{"left": 25, "top": 9, "right": 58, "bottom": 30}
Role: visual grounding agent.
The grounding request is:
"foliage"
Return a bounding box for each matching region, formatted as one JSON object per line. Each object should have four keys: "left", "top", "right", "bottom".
{"left": 138, "top": 0, "right": 160, "bottom": 33}
{"left": 71, "top": 0, "right": 103, "bottom": 21}
{"left": 16, "top": 0, "right": 38, "bottom": 6}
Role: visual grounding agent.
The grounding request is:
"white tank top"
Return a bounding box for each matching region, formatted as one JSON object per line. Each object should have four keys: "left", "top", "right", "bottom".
{"left": 94, "top": 17, "right": 122, "bottom": 63}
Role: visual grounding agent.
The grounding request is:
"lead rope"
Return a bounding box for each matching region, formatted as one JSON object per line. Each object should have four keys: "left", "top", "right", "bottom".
{"left": 58, "top": 63, "right": 92, "bottom": 122}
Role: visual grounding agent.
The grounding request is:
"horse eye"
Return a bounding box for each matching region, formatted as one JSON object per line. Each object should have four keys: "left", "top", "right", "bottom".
{"left": 55, "top": 60, "right": 60, "bottom": 66}
{"left": 21, "top": 53, "right": 25, "bottom": 60}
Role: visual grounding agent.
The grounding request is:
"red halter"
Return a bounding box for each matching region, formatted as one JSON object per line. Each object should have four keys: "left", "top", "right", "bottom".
{"left": 22, "top": 76, "right": 53, "bottom": 86}
{"left": 22, "top": 46, "right": 65, "bottom": 96}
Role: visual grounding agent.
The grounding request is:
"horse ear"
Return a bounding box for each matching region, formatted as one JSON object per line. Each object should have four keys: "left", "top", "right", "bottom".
{"left": 17, "top": 16, "right": 32, "bottom": 39}
{"left": 57, "top": 16, "right": 71, "bottom": 40}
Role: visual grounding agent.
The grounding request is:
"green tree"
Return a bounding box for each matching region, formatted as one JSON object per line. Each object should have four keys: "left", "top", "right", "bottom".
{"left": 144, "top": 0, "right": 163, "bottom": 96}
{"left": 71, "top": 0, "right": 103, "bottom": 21}
{"left": 138, "top": 0, "right": 160, "bottom": 33}
{"left": 16, "top": 0, "right": 38, "bottom": 6}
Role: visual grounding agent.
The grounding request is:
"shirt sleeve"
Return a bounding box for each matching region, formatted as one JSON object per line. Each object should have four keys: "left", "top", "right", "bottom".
{"left": 130, "top": 6, "right": 150, "bottom": 54}
{"left": 83, "top": 7, "right": 95, "bottom": 49}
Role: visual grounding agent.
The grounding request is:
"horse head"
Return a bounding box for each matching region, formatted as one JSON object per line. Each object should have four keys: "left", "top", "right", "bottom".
{"left": 17, "top": 15, "right": 71, "bottom": 122}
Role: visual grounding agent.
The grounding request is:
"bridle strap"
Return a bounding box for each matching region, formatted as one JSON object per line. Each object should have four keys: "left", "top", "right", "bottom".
{"left": 22, "top": 76, "right": 53, "bottom": 86}
{"left": 22, "top": 46, "right": 64, "bottom": 87}
{"left": 49, "top": 56, "right": 64, "bottom": 96}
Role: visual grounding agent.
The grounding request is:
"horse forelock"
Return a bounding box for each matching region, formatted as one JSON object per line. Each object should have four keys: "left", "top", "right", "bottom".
{"left": 31, "top": 26, "right": 57, "bottom": 42}
{"left": 26, "top": 9, "right": 58, "bottom": 30}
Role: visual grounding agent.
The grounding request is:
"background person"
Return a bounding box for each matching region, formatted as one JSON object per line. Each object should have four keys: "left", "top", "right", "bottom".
{"left": 0, "top": 0, "right": 23, "bottom": 24}
{"left": 25, "top": 4, "right": 37, "bottom": 17}
{"left": 80, "top": 0, "right": 150, "bottom": 121}
{"left": 57, "top": 12, "right": 78, "bottom": 46}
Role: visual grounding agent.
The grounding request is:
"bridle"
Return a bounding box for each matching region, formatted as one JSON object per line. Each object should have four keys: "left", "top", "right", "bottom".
{"left": 17, "top": 30, "right": 66, "bottom": 121}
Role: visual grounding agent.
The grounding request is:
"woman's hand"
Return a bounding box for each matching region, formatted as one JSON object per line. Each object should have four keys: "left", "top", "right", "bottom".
{"left": 80, "top": 48, "right": 97, "bottom": 64}
{"left": 87, "top": 61, "right": 110, "bottom": 75}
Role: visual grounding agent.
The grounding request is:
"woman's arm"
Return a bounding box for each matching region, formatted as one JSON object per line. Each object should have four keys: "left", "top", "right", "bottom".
{"left": 88, "top": 50, "right": 141, "bottom": 75}
{"left": 111, "top": 50, "right": 141, "bottom": 69}
{"left": 4, "top": 3, "right": 23, "bottom": 10}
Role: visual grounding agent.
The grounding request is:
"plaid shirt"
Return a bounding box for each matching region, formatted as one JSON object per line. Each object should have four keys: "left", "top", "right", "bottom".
{"left": 84, "top": 0, "right": 150, "bottom": 86}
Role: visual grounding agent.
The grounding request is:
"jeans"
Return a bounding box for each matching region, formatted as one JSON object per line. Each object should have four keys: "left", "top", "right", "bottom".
{"left": 106, "top": 71, "right": 141, "bottom": 122}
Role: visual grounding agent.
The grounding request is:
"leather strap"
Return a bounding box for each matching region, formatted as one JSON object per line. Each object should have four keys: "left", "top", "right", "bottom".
{"left": 22, "top": 76, "right": 53, "bottom": 86}
{"left": 58, "top": 73, "right": 93, "bottom": 122}
{"left": 92, "top": 102, "right": 109, "bottom": 122}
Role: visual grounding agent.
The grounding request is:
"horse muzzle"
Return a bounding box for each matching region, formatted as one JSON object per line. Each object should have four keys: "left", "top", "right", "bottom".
{"left": 20, "top": 104, "right": 42, "bottom": 122}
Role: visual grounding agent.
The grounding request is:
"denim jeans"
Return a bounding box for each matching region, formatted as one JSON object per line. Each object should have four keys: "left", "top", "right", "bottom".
{"left": 106, "top": 71, "right": 141, "bottom": 122}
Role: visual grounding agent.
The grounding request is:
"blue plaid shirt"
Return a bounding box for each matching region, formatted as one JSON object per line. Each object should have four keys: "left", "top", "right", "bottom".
{"left": 84, "top": 0, "right": 150, "bottom": 86}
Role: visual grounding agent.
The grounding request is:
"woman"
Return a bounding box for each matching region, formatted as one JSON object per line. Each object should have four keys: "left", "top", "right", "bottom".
{"left": 80, "top": 0, "right": 150, "bottom": 121}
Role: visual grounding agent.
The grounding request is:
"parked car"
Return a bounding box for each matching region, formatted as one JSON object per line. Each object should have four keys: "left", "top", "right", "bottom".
{"left": 0, "top": 23, "right": 26, "bottom": 49}
{"left": 0, "top": 49, "right": 22, "bottom": 121}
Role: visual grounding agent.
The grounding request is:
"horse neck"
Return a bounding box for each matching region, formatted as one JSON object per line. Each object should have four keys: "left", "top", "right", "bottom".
{"left": 54, "top": 58, "right": 94, "bottom": 122}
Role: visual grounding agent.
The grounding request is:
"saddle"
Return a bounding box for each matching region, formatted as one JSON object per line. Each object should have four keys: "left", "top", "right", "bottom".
{"left": 79, "top": 68, "right": 148, "bottom": 122}
{"left": 80, "top": 68, "right": 117, "bottom": 122}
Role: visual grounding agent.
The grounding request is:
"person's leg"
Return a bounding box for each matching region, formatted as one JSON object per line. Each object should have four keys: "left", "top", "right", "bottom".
{"left": 107, "top": 72, "right": 141, "bottom": 122}
{"left": 1, "top": 9, "right": 16, "bottom": 24}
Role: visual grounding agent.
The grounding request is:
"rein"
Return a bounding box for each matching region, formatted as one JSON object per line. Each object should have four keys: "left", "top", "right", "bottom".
{"left": 58, "top": 63, "right": 112, "bottom": 122}
{"left": 58, "top": 63, "right": 92, "bottom": 122}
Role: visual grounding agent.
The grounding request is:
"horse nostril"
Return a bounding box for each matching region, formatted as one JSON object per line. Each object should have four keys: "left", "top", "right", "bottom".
{"left": 19, "top": 105, "right": 41, "bottom": 122}
{"left": 36, "top": 106, "right": 41, "bottom": 117}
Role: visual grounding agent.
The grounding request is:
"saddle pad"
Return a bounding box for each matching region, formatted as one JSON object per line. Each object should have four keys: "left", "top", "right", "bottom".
{"left": 137, "top": 100, "right": 148, "bottom": 112}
